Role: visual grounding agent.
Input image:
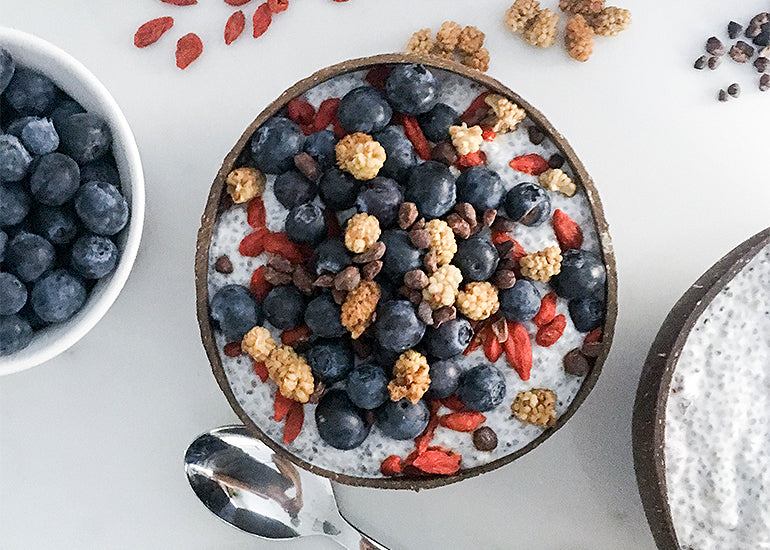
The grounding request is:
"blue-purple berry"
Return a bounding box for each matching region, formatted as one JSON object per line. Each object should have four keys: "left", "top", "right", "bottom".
{"left": 70, "top": 234, "right": 119, "bottom": 279}
{"left": 250, "top": 117, "right": 305, "bottom": 174}
{"left": 58, "top": 113, "right": 112, "bottom": 164}
{"left": 0, "top": 134, "right": 32, "bottom": 182}
{"left": 29, "top": 153, "right": 81, "bottom": 206}
{"left": 5, "top": 232, "right": 55, "bottom": 283}
{"left": 74, "top": 181, "right": 129, "bottom": 236}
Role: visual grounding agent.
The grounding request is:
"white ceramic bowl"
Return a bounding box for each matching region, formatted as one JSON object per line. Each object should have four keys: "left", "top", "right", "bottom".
{"left": 0, "top": 27, "right": 144, "bottom": 375}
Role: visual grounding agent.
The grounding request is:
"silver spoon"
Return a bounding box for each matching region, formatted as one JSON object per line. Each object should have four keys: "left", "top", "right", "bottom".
{"left": 184, "top": 425, "right": 388, "bottom": 550}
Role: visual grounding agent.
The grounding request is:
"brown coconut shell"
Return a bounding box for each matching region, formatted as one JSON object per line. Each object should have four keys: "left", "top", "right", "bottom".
{"left": 633, "top": 226, "right": 770, "bottom": 548}
{"left": 195, "top": 53, "right": 618, "bottom": 490}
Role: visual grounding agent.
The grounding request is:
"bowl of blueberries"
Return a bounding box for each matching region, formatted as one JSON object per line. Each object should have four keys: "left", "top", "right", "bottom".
{"left": 0, "top": 27, "right": 144, "bottom": 374}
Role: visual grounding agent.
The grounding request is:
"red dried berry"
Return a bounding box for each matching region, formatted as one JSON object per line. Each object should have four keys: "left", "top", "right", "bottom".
{"left": 224, "top": 10, "right": 246, "bottom": 45}
{"left": 365, "top": 65, "right": 393, "bottom": 90}
{"left": 460, "top": 92, "right": 490, "bottom": 125}
{"left": 483, "top": 328, "right": 503, "bottom": 362}
{"left": 414, "top": 401, "right": 441, "bottom": 454}
{"left": 274, "top": 393, "right": 293, "bottom": 422}
{"left": 175, "top": 33, "right": 203, "bottom": 70}
{"left": 491, "top": 230, "right": 512, "bottom": 246}
{"left": 325, "top": 208, "right": 342, "bottom": 238}
{"left": 224, "top": 0, "right": 251, "bottom": 5}
{"left": 481, "top": 127, "right": 496, "bottom": 141}
{"left": 134, "top": 17, "right": 174, "bottom": 48}
{"left": 402, "top": 115, "right": 432, "bottom": 160}
{"left": 411, "top": 447, "right": 462, "bottom": 475}
{"left": 161, "top": 0, "right": 196, "bottom": 5}
{"left": 455, "top": 150, "right": 487, "bottom": 168}
{"left": 250, "top": 265, "right": 271, "bottom": 301}
{"left": 287, "top": 98, "right": 316, "bottom": 127}
{"left": 463, "top": 329, "right": 483, "bottom": 356}
{"left": 380, "top": 455, "right": 403, "bottom": 476}
{"left": 247, "top": 197, "right": 267, "bottom": 229}
{"left": 509, "top": 153, "right": 550, "bottom": 176}
{"left": 263, "top": 232, "right": 305, "bottom": 263}
{"left": 281, "top": 325, "right": 311, "bottom": 346}
{"left": 313, "top": 98, "right": 341, "bottom": 132}
{"left": 532, "top": 292, "right": 557, "bottom": 328}
{"left": 283, "top": 402, "right": 304, "bottom": 444}
{"left": 440, "top": 394, "right": 466, "bottom": 412}
{"left": 552, "top": 209, "right": 583, "bottom": 250}
{"left": 505, "top": 322, "right": 532, "bottom": 381}
{"left": 584, "top": 328, "right": 602, "bottom": 344}
{"left": 239, "top": 227, "right": 269, "bottom": 257}
{"left": 253, "top": 360, "right": 269, "bottom": 382}
{"left": 439, "top": 411, "right": 486, "bottom": 432}
{"left": 332, "top": 119, "right": 347, "bottom": 139}
{"left": 267, "top": 0, "right": 289, "bottom": 12}
{"left": 253, "top": 3, "right": 272, "bottom": 38}
{"left": 536, "top": 314, "right": 566, "bottom": 347}
{"left": 224, "top": 341, "right": 243, "bottom": 357}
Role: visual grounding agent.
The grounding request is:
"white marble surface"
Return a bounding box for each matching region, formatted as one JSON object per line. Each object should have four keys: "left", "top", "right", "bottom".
{"left": 1, "top": 1, "right": 769, "bottom": 549}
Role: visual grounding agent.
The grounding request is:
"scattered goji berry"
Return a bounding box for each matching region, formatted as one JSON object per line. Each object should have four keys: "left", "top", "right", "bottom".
{"left": 253, "top": 360, "right": 269, "bottom": 382}
{"left": 313, "top": 98, "right": 340, "bottom": 132}
{"left": 283, "top": 401, "right": 304, "bottom": 444}
{"left": 224, "top": 10, "right": 246, "bottom": 45}
{"left": 532, "top": 292, "right": 557, "bottom": 328}
{"left": 267, "top": 0, "right": 289, "bottom": 12}
{"left": 536, "top": 314, "right": 566, "bottom": 347}
{"left": 460, "top": 92, "right": 490, "bottom": 125}
{"left": 505, "top": 322, "right": 532, "bottom": 381}
{"left": 274, "top": 393, "right": 293, "bottom": 422}
{"left": 411, "top": 447, "right": 462, "bottom": 475}
{"left": 332, "top": 119, "right": 346, "bottom": 139}
{"left": 263, "top": 232, "right": 304, "bottom": 263}
{"left": 134, "top": 17, "right": 174, "bottom": 48}
{"left": 175, "top": 33, "right": 203, "bottom": 70}
{"left": 325, "top": 208, "right": 342, "bottom": 238}
{"left": 439, "top": 411, "right": 486, "bottom": 432}
{"left": 455, "top": 150, "right": 487, "bottom": 168}
{"left": 253, "top": 3, "right": 272, "bottom": 38}
{"left": 281, "top": 325, "right": 311, "bottom": 346}
{"left": 402, "top": 115, "right": 432, "bottom": 160}
{"left": 250, "top": 265, "right": 271, "bottom": 301}
{"left": 584, "top": 328, "right": 602, "bottom": 344}
{"left": 287, "top": 98, "right": 316, "bottom": 127}
{"left": 481, "top": 127, "right": 496, "bottom": 141}
{"left": 162, "top": 0, "right": 197, "bottom": 5}
{"left": 380, "top": 455, "right": 403, "bottom": 476}
{"left": 440, "top": 394, "right": 466, "bottom": 412}
{"left": 239, "top": 227, "right": 269, "bottom": 257}
{"left": 491, "top": 230, "right": 512, "bottom": 246}
{"left": 415, "top": 401, "right": 441, "bottom": 454}
{"left": 511, "top": 239, "right": 526, "bottom": 262}
{"left": 403, "top": 448, "right": 420, "bottom": 467}
{"left": 509, "top": 153, "right": 550, "bottom": 175}
{"left": 463, "top": 335, "right": 481, "bottom": 355}
{"left": 552, "top": 209, "right": 583, "bottom": 250}
{"left": 365, "top": 65, "right": 393, "bottom": 90}
{"left": 224, "top": 341, "right": 243, "bottom": 357}
{"left": 247, "top": 197, "right": 266, "bottom": 229}
{"left": 224, "top": 0, "right": 251, "bottom": 5}
{"left": 483, "top": 329, "right": 503, "bottom": 362}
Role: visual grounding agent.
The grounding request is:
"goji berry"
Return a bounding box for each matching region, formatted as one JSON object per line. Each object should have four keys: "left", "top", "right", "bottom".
{"left": 253, "top": 3, "right": 272, "bottom": 38}
{"left": 491, "top": 230, "right": 512, "bottom": 246}
{"left": 263, "top": 232, "right": 304, "bottom": 263}
{"left": 161, "top": 0, "right": 196, "bottom": 5}
{"left": 402, "top": 115, "right": 432, "bottom": 160}
{"left": 247, "top": 197, "right": 266, "bottom": 229}
{"left": 584, "top": 328, "right": 602, "bottom": 344}
{"left": 455, "top": 150, "right": 486, "bottom": 168}
{"left": 325, "top": 208, "right": 342, "bottom": 238}
{"left": 481, "top": 127, "right": 496, "bottom": 141}
{"left": 332, "top": 119, "right": 346, "bottom": 139}
{"left": 365, "top": 65, "right": 392, "bottom": 90}
{"left": 253, "top": 360, "right": 269, "bottom": 382}
{"left": 411, "top": 447, "right": 462, "bottom": 475}
{"left": 509, "top": 153, "right": 550, "bottom": 176}
{"left": 552, "top": 209, "right": 583, "bottom": 250}
{"left": 281, "top": 325, "right": 311, "bottom": 346}
{"left": 380, "top": 455, "right": 403, "bottom": 476}
{"left": 463, "top": 329, "right": 483, "bottom": 355}
{"left": 439, "top": 411, "right": 486, "bottom": 432}
{"left": 532, "top": 292, "right": 557, "bottom": 328}
{"left": 175, "top": 33, "right": 203, "bottom": 70}
{"left": 415, "top": 401, "right": 441, "bottom": 454}
{"left": 283, "top": 402, "right": 304, "bottom": 444}
{"left": 287, "top": 98, "right": 315, "bottom": 127}
{"left": 440, "top": 394, "right": 466, "bottom": 412}
{"left": 274, "top": 393, "right": 293, "bottom": 422}
{"left": 505, "top": 322, "right": 532, "bottom": 381}
{"left": 224, "top": 0, "right": 251, "bottom": 5}
{"left": 536, "top": 314, "right": 566, "bottom": 347}
{"left": 224, "top": 10, "right": 246, "bottom": 45}
{"left": 403, "top": 449, "right": 420, "bottom": 467}
{"left": 267, "top": 0, "right": 289, "bottom": 12}
{"left": 224, "top": 341, "right": 243, "bottom": 357}
{"left": 483, "top": 329, "right": 503, "bottom": 362}
{"left": 313, "top": 98, "right": 340, "bottom": 132}
{"left": 239, "top": 227, "right": 269, "bottom": 257}
{"left": 250, "top": 265, "right": 271, "bottom": 301}
{"left": 511, "top": 239, "right": 526, "bottom": 262}
{"left": 134, "top": 17, "right": 174, "bottom": 48}
{"left": 460, "top": 92, "right": 490, "bottom": 125}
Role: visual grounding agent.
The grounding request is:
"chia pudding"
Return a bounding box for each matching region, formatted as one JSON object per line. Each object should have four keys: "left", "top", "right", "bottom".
{"left": 204, "top": 62, "right": 610, "bottom": 480}
{"left": 664, "top": 243, "right": 770, "bottom": 550}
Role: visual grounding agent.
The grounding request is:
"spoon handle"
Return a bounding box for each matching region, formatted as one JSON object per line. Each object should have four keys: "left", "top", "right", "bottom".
{"left": 328, "top": 519, "right": 389, "bottom": 550}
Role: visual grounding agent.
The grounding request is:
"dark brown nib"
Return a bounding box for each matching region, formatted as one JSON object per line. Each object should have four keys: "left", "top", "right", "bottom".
{"left": 755, "top": 56, "right": 770, "bottom": 72}
{"left": 694, "top": 55, "right": 707, "bottom": 70}
{"left": 718, "top": 89, "right": 729, "bottom": 102}
{"left": 214, "top": 255, "right": 233, "bottom": 274}
{"left": 760, "top": 73, "right": 770, "bottom": 91}
{"left": 706, "top": 36, "right": 725, "bottom": 56}
{"left": 728, "top": 21, "right": 742, "bottom": 40}
{"left": 707, "top": 56, "right": 720, "bottom": 70}
{"left": 563, "top": 348, "right": 591, "bottom": 376}
{"left": 727, "top": 83, "right": 741, "bottom": 97}
{"left": 472, "top": 426, "right": 498, "bottom": 451}
{"left": 527, "top": 125, "right": 545, "bottom": 145}
{"left": 729, "top": 41, "right": 754, "bottom": 63}
{"left": 548, "top": 153, "right": 564, "bottom": 169}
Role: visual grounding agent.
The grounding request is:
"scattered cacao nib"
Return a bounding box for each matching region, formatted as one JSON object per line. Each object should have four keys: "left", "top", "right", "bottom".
{"left": 754, "top": 30, "right": 770, "bottom": 47}
{"left": 705, "top": 36, "right": 725, "bottom": 56}
{"left": 498, "top": 258, "right": 517, "bottom": 272}
{"left": 761, "top": 73, "right": 770, "bottom": 90}
{"left": 694, "top": 55, "right": 707, "bottom": 70}
{"left": 755, "top": 56, "right": 770, "bottom": 72}
{"left": 472, "top": 426, "right": 498, "bottom": 451}
{"left": 409, "top": 228, "right": 431, "bottom": 250}
{"left": 527, "top": 125, "right": 545, "bottom": 145}
{"left": 581, "top": 341, "right": 604, "bottom": 358}
{"left": 728, "top": 21, "right": 743, "bottom": 39}
{"left": 400, "top": 285, "right": 423, "bottom": 305}
{"left": 334, "top": 266, "right": 361, "bottom": 291}
{"left": 728, "top": 82, "right": 741, "bottom": 97}
{"left": 730, "top": 41, "right": 754, "bottom": 63}
{"left": 417, "top": 301, "right": 434, "bottom": 326}
{"left": 490, "top": 317, "right": 509, "bottom": 343}
{"left": 707, "top": 56, "right": 721, "bottom": 70}
{"left": 351, "top": 337, "right": 372, "bottom": 358}
{"left": 332, "top": 288, "right": 347, "bottom": 305}
{"left": 412, "top": 217, "right": 425, "bottom": 231}
{"left": 453, "top": 202, "right": 477, "bottom": 225}
{"left": 718, "top": 89, "right": 729, "bottom": 102}
{"left": 423, "top": 250, "right": 438, "bottom": 273}
{"left": 750, "top": 12, "right": 769, "bottom": 28}
{"left": 404, "top": 269, "right": 429, "bottom": 289}
{"left": 292, "top": 265, "right": 315, "bottom": 294}
{"left": 563, "top": 348, "right": 591, "bottom": 376}
{"left": 746, "top": 23, "right": 762, "bottom": 39}
{"left": 493, "top": 269, "right": 517, "bottom": 289}
{"left": 264, "top": 265, "right": 293, "bottom": 285}
{"left": 548, "top": 153, "right": 565, "bottom": 169}
{"left": 495, "top": 240, "right": 514, "bottom": 259}
{"left": 353, "top": 241, "right": 386, "bottom": 263}
{"left": 214, "top": 255, "right": 234, "bottom": 274}
{"left": 430, "top": 142, "right": 459, "bottom": 166}
{"left": 268, "top": 254, "right": 294, "bottom": 273}
{"left": 308, "top": 381, "right": 326, "bottom": 404}
{"left": 398, "top": 202, "right": 419, "bottom": 230}
{"left": 362, "top": 260, "right": 382, "bottom": 280}
{"left": 314, "top": 273, "right": 335, "bottom": 288}
{"left": 433, "top": 305, "right": 456, "bottom": 327}
{"left": 482, "top": 209, "right": 497, "bottom": 227}
{"left": 294, "top": 152, "right": 321, "bottom": 182}
{"left": 491, "top": 216, "right": 516, "bottom": 233}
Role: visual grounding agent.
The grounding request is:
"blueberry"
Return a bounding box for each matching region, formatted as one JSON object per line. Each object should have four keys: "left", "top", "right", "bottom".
{"left": 568, "top": 293, "right": 605, "bottom": 332}
{"left": 385, "top": 64, "right": 439, "bottom": 115}
{"left": 250, "top": 117, "right": 305, "bottom": 174}
{"left": 373, "top": 126, "right": 419, "bottom": 182}
{"left": 5, "top": 116, "right": 37, "bottom": 138}
{"left": 458, "top": 364, "right": 506, "bottom": 412}
{"left": 379, "top": 230, "right": 423, "bottom": 283}
{"left": 356, "top": 177, "right": 404, "bottom": 228}
{"left": 210, "top": 284, "right": 262, "bottom": 340}
{"left": 499, "top": 279, "right": 541, "bottom": 322}
{"left": 262, "top": 285, "right": 306, "bottom": 329}
{"left": 80, "top": 160, "right": 120, "bottom": 186}
{"left": 315, "top": 389, "right": 371, "bottom": 450}
{"left": 371, "top": 339, "right": 401, "bottom": 368}
{"left": 70, "top": 234, "right": 119, "bottom": 279}
{"left": 426, "top": 356, "right": 463, "bottom": 399}
{"left": 303, "top": 130, "right": 337, "bottom": 169}
{"left": 29, "top": 153, "right": 81, "bottom": 206}
{"left": 273, "top": 170, "right": 317, "bottom": 210}
{"left": 423, "top": 317, "right": 473, "bottom": 359}
{"left": 0, "top": 183, "right": 31, "bottom": 227}
{"left": 337, "top": 86, "right": 392, "bottom": 134}
{"left": 50, "top": 99, "right": 85, "bottom": 132}
{"left": 58, "top": 113, "right": 112, "bottom": 165}
{"left": 30, "top": 205, "right": 78, "bottom": 245}
{"left": 374, "top": 300, "right": 425, "bottom": 353}
{"left": 0, "top": 229, "right": 7, "bottom": 262}
{"left": 20, "top": 117, "right": 59, "bottom": 155}
{"left": 346, "top": 363, "right": 390, "bottom": 409}
{"left": 306, "top": 338, "right": 354, "bottom": 383}
{"left": 376, "top": 398, "right": 430, "bottom": 440}
{"left": 319, "top": 168, "right": 359, "bottom": 211}
{"left": 405, "top": 161, "right": 456, "bottom": 219}
{"left": 0, "top": 47, "right": 15, "bottom": 95}
{"left": 0, "top": 315, "right": 32, "bottom": 356}
{"left": 285, "top": 203, "right": 327, "bottom": 245}
{"left": 5, "top": 232, "right": 55, "bottom": 283}
{"left": 416, "top": 103, "right": 458, "bottom": 143}
{"left": 551, "top": 249, "right": 606, "bottom": 299}
{"left": 304, "top": 294, "right": 346, "bottom": 338}
{"left": 0, "top": 134, "right": 32, "bottom": 182}
{"left": 314, "top": 238, "right": 351, "bottom": 275}
{"left": 74, "top": 181, "right": 129, "bottom": 236}
{"left": 453, "top": 235, "right": 499, "bottom": 281}
{"left": 0, "top": 272, "right": 28, "bottom": 315}
{"left": 456, "top": 167, "right": 504, "bottom": 212}
{"left": 504, "top": 182, "right": 551, "bottom": 226}
{"left": 4, "top": 68, "right": 57, "bottom": 116}
{"left": 30, "top": 269, "right": 87, "bottom": 323}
